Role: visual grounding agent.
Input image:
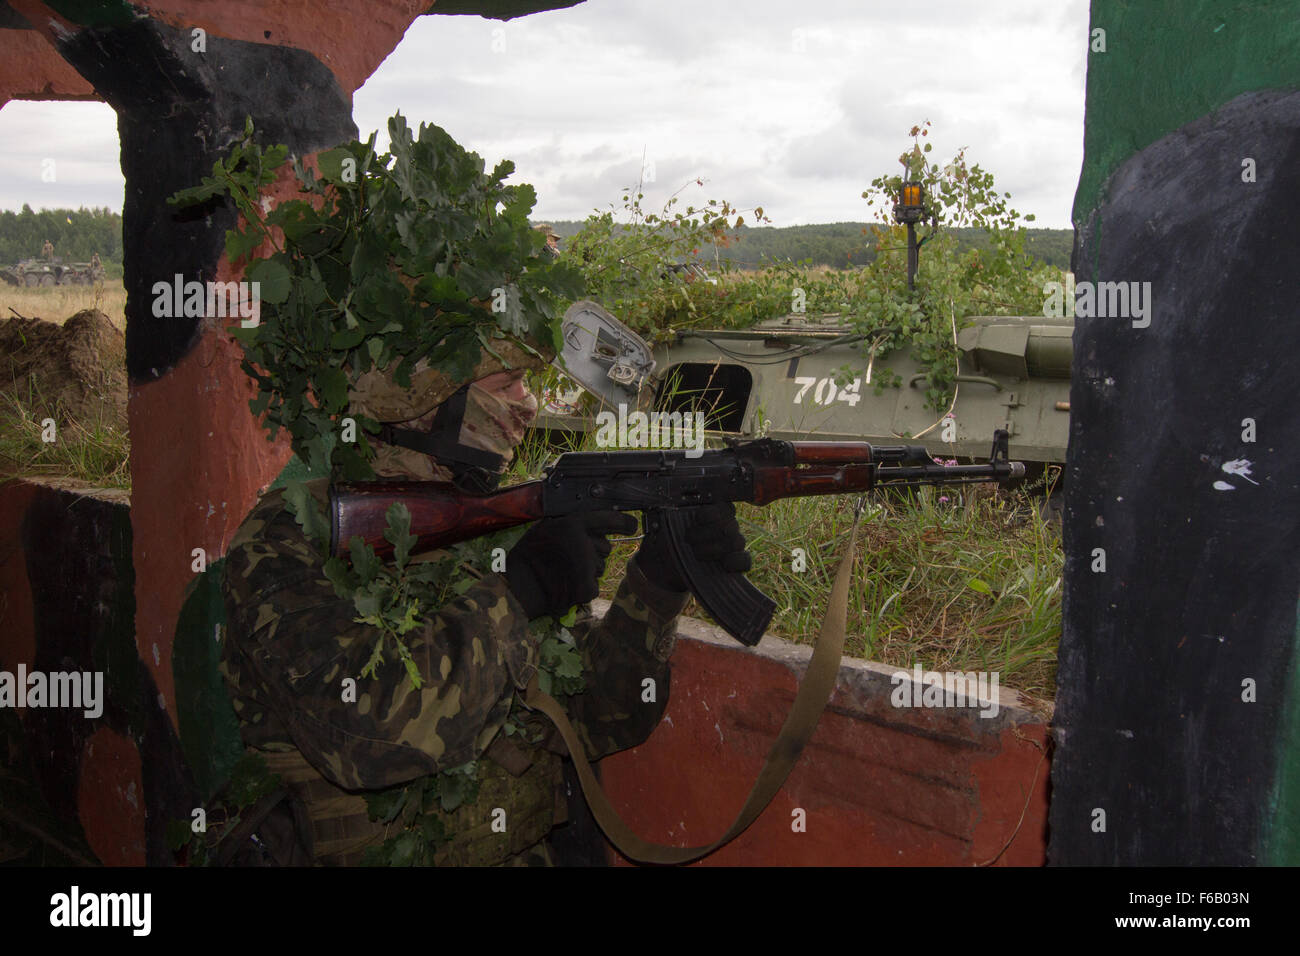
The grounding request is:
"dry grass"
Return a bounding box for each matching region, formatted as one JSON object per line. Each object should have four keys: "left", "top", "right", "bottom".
{"left": 0, "top": 281, "right": 127, "bottom": 330}
{"left": 0, "top": 288, "right": 130, "bottom": 488}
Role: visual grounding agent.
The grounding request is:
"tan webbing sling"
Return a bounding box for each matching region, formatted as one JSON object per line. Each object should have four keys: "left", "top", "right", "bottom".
{"left": 525, "top": 510, "right": 862, "bottom": 865}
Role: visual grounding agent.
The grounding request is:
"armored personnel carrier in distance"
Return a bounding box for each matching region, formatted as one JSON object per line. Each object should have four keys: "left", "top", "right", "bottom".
{"left": 0, "top": 257, "right": 105, "bottom": 287}
{"left": 536, "top": 309, "right": 1072, "bottom": 491}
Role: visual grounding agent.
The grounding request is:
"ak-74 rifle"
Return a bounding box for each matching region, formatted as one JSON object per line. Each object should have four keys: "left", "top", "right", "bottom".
{"left": 329, "top": 430, "right": 1025, "bottom": 647}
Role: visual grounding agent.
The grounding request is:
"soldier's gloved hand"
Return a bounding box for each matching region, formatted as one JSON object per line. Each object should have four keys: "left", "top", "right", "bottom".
{"left": 635, "top": 502, "right": 752, "bottom": 594}
{"left": 503, "top": 510, "right": 639, "bottom": 619}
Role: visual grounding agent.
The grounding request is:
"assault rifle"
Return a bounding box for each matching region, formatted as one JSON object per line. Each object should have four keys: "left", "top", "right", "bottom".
{"left": 329, "top": 430, "right": 1025, "bottom": 647}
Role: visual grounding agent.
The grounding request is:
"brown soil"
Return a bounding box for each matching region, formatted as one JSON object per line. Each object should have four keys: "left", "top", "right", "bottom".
{"left": 0, "top": 309, "right": 128, "bottom": 431}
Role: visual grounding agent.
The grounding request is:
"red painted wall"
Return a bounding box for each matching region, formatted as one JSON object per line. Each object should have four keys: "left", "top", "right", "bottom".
{"left": 0, "top": 480, "right": 148, "bottom": 863}
{"left": 597, "top": 614, "right": 1050, "bottom": 866}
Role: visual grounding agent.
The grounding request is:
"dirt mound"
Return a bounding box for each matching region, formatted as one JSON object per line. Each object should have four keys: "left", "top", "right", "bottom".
{"left": 0, "top": 309, "right": 127, "bottom": 431}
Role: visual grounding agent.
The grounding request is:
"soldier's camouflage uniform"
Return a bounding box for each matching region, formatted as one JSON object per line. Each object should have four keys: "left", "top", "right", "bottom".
{"left": 221, "top": 478, "right": 688, "bottom": 864}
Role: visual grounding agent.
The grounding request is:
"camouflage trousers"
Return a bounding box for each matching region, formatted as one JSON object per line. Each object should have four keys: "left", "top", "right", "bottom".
{"left": 245, "top": 743, "right": 564, "bottom": 867}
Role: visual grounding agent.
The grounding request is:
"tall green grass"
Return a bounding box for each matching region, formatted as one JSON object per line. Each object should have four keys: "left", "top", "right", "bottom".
{"left": 0, "top": 380, "right": 130, "bottom": 489}
{"left": 512, "top": 406, "right": 1061, "bottom": 704}
{"left": 744, "top": 487, "right": 1061, "bottom": 702}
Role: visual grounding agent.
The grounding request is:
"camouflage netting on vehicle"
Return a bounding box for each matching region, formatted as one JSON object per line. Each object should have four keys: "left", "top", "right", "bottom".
{"left": 0, "top": 310, "right": 127, "bottom": 432}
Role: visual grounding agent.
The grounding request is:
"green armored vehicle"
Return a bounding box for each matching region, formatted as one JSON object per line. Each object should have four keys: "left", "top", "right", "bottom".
{"left": 0, "top": 256, "right": 105, "bottom": 287}
{"left": 538, "top": 303, "right": 1072, "bottom": 478}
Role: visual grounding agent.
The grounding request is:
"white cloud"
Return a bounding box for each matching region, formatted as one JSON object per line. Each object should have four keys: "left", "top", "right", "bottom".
{"left": 0, "top": 101, "right": 122, "bottom": 212}
{"left": 0, "top": 0, "right": 1088, "bottom": 228}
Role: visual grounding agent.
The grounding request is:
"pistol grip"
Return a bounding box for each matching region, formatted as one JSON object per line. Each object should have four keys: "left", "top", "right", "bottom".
{"left": 660, "top": 508, "right": 776, "bottom": 647}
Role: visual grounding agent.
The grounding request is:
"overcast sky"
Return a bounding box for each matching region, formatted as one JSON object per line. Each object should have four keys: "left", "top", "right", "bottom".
{"left": 0, "top": 0, "right": 1089, "bottom": 229}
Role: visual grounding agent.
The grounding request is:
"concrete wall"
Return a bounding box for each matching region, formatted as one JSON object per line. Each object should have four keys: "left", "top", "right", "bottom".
{"left": 599, "top": 613, "right": 1050, "bottom": 865}
{"left": 0, "top": 480, "right": 195, "bottom": 864}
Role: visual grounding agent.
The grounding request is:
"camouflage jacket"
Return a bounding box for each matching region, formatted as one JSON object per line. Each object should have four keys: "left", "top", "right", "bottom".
{"left": 220, "top": 479, "right": 688, "bottom": 791}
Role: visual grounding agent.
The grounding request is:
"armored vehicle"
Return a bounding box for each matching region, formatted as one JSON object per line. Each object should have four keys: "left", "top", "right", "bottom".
{"left": 538, "top": 307, "right": 1072, "bottom": 479}
{"left": 0, "top": 257, "right": 105, "bottom": 287}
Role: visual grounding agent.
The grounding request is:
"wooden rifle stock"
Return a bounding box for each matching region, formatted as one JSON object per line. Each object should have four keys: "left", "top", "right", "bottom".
{"left": 330, "top": 479, "right": 545, "bottom": 559}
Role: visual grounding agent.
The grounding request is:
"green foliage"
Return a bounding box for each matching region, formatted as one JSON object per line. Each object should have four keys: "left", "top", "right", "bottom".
{"left": 360, "top": 760, "right": 482, "bottom": 866}
{"left": 559, "top": 179, "right": 768, "bottom": 341}
{"left": 322, "top": 504, "right": 494, "bottom": 690}
{"left": 0, "top": 205, "right": 121, "bottom": 266}
{"left": 167, "top": 113, "right": 593, "bottom": 694}
{"left": 167, "top": 113, "right": 584, "bottom": 483}
{"left": 555, "top": 123, "right": 1058, "bottom": 410}
{"left": 166, "top": 751, "right": 282, "bottom": 866}
{"left": 533, "top": 606, "right": 585, "bottom": 697}
{"left": 850, "top": 120, "right": 1057, "bottom": 409}
{"left": 543, "top": 220, "right": 1073, "bottom": 272}
{"left": 319, "top": 505, "right": 580, "bottom": 697}
{"left": 714, "top": 221, "right": 879, "bottom": 269}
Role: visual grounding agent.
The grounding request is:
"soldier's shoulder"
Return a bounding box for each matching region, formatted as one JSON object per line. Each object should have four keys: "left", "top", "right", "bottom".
{"left": 232, "top": 478, "right": 329, "bottom": 538}
{"left": 225, "top": 477, "right": 332, "bottom": 585}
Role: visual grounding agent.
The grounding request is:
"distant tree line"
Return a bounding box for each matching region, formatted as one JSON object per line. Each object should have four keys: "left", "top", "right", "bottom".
{"left": 546, "top": 220, "right": 1073, "bottom": 272}
{"left": 0, "top": 205, "right": 122, "bottom": 266}
{"left": 0, "top": 205, "right": 1072, "bottom": 276}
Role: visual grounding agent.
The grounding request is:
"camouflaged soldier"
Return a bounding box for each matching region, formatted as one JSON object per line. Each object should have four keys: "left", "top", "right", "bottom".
{"left": 221, "top": 339, "right": 751, "bottom": 865}
{"left": 533, "top": 223, "right": 560, "bottom": 257}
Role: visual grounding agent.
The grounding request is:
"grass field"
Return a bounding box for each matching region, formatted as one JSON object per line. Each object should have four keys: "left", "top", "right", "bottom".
{"left": 589, "top": 491, "right": 1062, "bottom": 710}
{"left": 511, "top": 427, "right": 1062, "bottom": 708}
{"left": 0, "top": 383, "right": 130, "bottom": 489}
{"left": 0, "top": 280, "right": 127, "bottom": 329}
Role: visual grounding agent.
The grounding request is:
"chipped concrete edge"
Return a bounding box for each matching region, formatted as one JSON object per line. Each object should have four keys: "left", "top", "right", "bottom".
{"left": 3, "top": 476, "right": 130, "bottom": 505}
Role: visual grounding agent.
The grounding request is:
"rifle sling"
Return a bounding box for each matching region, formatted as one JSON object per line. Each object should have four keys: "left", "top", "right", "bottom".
{"left": 524, "top": 512, "right": 861, "bottom": 865}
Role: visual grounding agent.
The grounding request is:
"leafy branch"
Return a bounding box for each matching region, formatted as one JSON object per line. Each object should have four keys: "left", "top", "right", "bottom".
{"left": 321, "top": 503, "right": 478, "bottom": 690}
{"left": 848, "top": 120, "right": 1054, "bottom": 410}
{"left": 560, "top": 177, "right": 768, "bottom": 340}
{"left": 168, "top": 112, "right": 584, "bottom": 482}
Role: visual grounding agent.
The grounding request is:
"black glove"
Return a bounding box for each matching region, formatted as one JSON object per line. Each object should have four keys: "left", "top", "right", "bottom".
{"left": 635, "top": 502, "right": 752, "bottom": 594}
{"left": 503, "top": 510, "right": 639, "bottom": 619}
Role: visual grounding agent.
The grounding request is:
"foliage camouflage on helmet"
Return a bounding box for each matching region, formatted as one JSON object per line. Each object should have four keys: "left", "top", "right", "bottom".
{"left": 168, "top": 113, "right": 584, "bottom": 479}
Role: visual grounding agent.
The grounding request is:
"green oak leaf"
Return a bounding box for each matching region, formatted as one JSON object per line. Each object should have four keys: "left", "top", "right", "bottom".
{"left": 348, "top": 536, "right": 382, "bottom": 584}
{"left": 246, "top": 258, "right": 291, "bottom": 305}
{"left": 365, "top": 787, "right": 408, "bottom": 825}
{"left": 281, "top": 479, "right": 330, "bottom": 549}
{"left": 322, "top": 556, "right": 357, "bottom": 598}
{"left": 315, "top": 366, "right": 349, "bottom": 412}
{"left": 383, "top": 503, "right": 417, "bottom": 570}
{"left": 224, "top": 227, "right": 261, "bottom": 265}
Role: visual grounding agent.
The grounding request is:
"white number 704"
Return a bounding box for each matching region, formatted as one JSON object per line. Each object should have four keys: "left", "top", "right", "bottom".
{"left": 792, "top": 376, "right": 861, "bottom": 407}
